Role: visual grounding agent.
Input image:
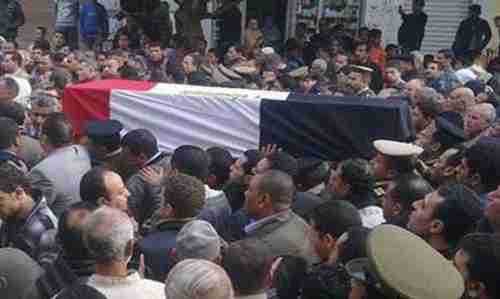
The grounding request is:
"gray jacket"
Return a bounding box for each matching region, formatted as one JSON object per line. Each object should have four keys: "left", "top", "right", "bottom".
{"left": 245, "top": 210, "right": 319, "bottom": 266}
{"left": 29, "top": 145, "right": 91, "bottom": 217}
{"left": 19, "top": 135, "right": 44, "bottom": 170}
{"left": 198, "top": 186, "right": 232, "bottom": 236}
{"left": 54, "top": 0, "right": 79, "bottom": 27}
{"left": 127, "top": 153, "right": 171, "bottom": 225}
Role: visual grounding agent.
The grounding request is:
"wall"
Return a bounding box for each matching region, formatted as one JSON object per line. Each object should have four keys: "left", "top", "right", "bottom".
{"left": 486, "top": 0, "right": 499, "bottom": 51}
{"left": 17, "top": 0, "right": 54, "bottom": 48}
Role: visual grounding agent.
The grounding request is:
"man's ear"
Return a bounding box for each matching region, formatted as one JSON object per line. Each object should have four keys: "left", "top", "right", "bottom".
{"left": 393, "top": 202, "right": 403, "bottom": 216}
{"left": 97, "top": 196, "right": 107, "bottom": 207}
{"left": 321, "top": 233, "right": 337, "bottom": 249}
{"left": 125, "top": 239, "right": 134, "bottom": 259}
{"left": 207, "top": 174, "right": 217, "bottom": 188}
{"left": 430, "top": 219, "right": 444, "bottom": 235}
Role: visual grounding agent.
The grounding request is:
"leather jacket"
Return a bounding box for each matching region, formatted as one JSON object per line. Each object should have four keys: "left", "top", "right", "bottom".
{"left": 0, "top": 191, "right": 58, "bottom": 261}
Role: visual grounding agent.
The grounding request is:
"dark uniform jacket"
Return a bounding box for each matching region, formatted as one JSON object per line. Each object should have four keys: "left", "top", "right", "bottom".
{"left": 0, "top": 192, "right": 58, "bottom": 261}
{"left": 138, "top": 218, "right": 193, "bottom": 282}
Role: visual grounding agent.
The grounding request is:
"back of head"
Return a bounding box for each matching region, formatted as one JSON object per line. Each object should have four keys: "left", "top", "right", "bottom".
{"left": 435, "top": 184, "right": 482, "bottom": 245}
{"left": 241, "top": 149, "right": 264, "bottom": 175}
{"left": 296, "top": 157, "right": 330, "bottom": 190}
{"left": 257, "top": 170, "right": 296, "bottom": 211}
{"left": 206, "top": 147, "right": 233, "bottom": 189}
{"left": 417, "top": 91, "right": 442, "bottom": 118}
{"left": 171, "top": 145, "right": 210, "bottom": 181}
{"left": 465, "top": 137, "right": 500, "bottom": 192}
{"left": 79, "top": 167, "right": 108, "bottom": 207}
{"left": 31, "top": 90, "right": 59, "bottom": 111}
{"left": 163, "top": 173, "right": 206, "bottom": 218}
{"left": 222, "top": 239, "right": 272, "bottom": 295}
{"left": 176, "top": 220, "right": 221, "bottom": 261}
{"left": 83, "top": 206, "right": 134, "bottom": 264}
{"left": 457, "top": 233, "right": 500, "bottom": 299}
{"left": 0, "top": 116, "right": 18, "bottom": 150}
{"left": 121, "top": 128, "right": 158, "bottom": 159}
{"left": 340, "top": 159, "right": 374, "bottom": 195}
{"left": 58, "top": 201, "right": 98, "bottom": 258}
{"left": 267, "top": 151, "right": 299, "bottom": 177}
{"left": 390, "top": 173, "right": 433, "bottom": 212}
{"left": 0, "top": 247, "right": 43, "bottom": 299}
{"left": 165, "top": 259, "right": 234, "bottom": 299}
{"left": 56, "top": 284, "right": 107, "bottom": 299}
{"left": 337, "top": 226, "right": 371, "bottom": 264}
{"left": 0, "top": 161, "right": 31, "bottom": 195}
{"left": 310, "top": 200, "right": 362, "bottom": 238}
{"left": 41, "top": 112, "right": 73, "bottom": 148}
{"left": 0, "top": 101, "right": 25, "bottom": 126}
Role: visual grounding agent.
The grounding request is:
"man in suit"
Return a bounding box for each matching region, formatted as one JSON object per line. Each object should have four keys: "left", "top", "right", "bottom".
{"left": 29, "top": 113, "right": 91, "bottom": 217}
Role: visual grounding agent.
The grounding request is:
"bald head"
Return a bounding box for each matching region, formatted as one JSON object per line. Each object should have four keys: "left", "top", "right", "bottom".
{"left": 406, "top": 78, "right": 425, "bottom": 104}
{"left": 83, "top": 206, "right": 134, "bottom": 264}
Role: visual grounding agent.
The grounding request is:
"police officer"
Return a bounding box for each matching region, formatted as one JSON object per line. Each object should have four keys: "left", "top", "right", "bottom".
{"left": 84, "top": 119, "right": 126, "bottom": 176}
{"left": 371, "top": 139, "right": 424, "bottom": 201}
{"left": 419, "top": 111, "right": 465, "bottom": 171}
{"left": 345, "top": 225, "right": 464, "bottom": 299}
{"left": 347, "top": 65, "right": 376, "bottom": 97}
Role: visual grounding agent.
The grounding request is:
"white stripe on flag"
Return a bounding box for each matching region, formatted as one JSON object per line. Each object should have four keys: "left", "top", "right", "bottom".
{"left": 110, "top": 85, "right": 288, "bottom": 156}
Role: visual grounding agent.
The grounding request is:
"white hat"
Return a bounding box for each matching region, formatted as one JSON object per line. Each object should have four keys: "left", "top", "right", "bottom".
{"left": 455, "top": 68, "right": 477, "bottom": 84}
{"left": 262, "top": 47, "right": 275, "bottom": 55}
{"left": 373, "top": 140, "right": 423, "bottom": 157}
{"left": 176, "top": 220, "right": 221, "bottom": 261}
{"left": 350, "top": 64, "right": 374, "bottom": 74}
{"left": 288, "top": 66, "right": 309, "bottom": 78}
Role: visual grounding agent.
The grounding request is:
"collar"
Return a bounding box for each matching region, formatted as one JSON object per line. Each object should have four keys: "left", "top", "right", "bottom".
{"left": 89, "top": 271, "right": 142, "bottom": 286}
{"left": 205, "top": 184, "right": 224, "bottom": 198}
{"left": 307, "top": 183, "right": 325, "bottom": 195}
{"left": 236, "top": 293, "right": 267, "bottom": 299}
{"left": 244, "top": 210, "right": 290, "bottom": 234}
{"left": 23, "top": 193, "right": 48, "bottom": 225}
{"left": 105, "top": 147, "right": 122, "bottom": 159}
{"left": 144, "top": 151, "right": 162, "bottom": 166}
{"left": 155, "top": 217, "right": 195, "bottom": 232}
{"left": 357, "top": 87, "right": 371, "bottom": 95}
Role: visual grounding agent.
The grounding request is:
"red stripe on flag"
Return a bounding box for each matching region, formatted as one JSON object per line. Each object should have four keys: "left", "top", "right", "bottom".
{"left": 63, "top": 80, "right": 155, "bottom": 135}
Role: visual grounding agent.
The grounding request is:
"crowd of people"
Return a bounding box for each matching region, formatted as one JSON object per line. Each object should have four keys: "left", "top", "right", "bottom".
{"left": 1, "top": 1, "right": 500, "bottom": 299}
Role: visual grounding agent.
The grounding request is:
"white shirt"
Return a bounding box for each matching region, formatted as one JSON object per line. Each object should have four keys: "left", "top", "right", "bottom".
{"left": 359, "top": 206, "right": 385, "bottom": 228}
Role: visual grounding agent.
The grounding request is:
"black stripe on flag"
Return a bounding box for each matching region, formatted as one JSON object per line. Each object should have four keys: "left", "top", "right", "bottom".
{"left": 259, "top": 95, "right": 414, "bottom": 161}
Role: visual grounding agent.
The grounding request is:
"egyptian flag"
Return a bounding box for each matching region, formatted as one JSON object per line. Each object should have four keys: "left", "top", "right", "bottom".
{"left": 63, "top": 80, "right": 413, "bottom": 160}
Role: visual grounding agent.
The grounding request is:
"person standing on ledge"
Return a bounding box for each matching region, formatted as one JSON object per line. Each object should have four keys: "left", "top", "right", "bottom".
{"left": 398, "top": 0, "right": 427, "bottom": 54}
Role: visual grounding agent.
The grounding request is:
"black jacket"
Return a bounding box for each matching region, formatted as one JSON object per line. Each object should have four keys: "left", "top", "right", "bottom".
{"left": 398, "top": 12, "right": 428, "bottom": 52}
{"left": 453, "top": 17, "right": 492, "bottom": 56}
{"left": 0, "top": 192, "right": 57, "bottom": 261}
{"left": 138, "top": 219, "right": 192, "bottom": 282}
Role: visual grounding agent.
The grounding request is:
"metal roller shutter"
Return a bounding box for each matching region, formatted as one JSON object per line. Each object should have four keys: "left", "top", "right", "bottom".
{"left": 420, "top": 0, "right": 471, "bottom": 54}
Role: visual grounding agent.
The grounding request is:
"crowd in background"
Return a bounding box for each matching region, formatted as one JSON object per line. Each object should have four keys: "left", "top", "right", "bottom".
{"left": 1, "top": 1, "right": 500, "bottom": 299}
